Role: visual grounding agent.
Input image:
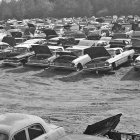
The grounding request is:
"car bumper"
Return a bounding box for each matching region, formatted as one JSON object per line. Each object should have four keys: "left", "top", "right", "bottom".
{"left": 50, "top": 65, "right": 76, "bottom": 71}
{"left": 2, "top": 61, "right": 22, "bottom": 67}
{"left": 26, "top": 62, "right": 49, "bottom": 68}
{"left": 83, "top": 66, "right": 112, "bottom": 72}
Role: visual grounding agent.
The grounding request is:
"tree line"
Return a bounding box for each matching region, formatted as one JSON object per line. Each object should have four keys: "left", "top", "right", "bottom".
{"left": 0, "top": 0, "right": 140, "bottom": 20}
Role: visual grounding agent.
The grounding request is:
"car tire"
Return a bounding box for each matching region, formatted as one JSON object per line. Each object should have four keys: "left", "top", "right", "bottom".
{"left": 76, "top": 63, "right": 83, "bottom": 72}
{"left": 128, "top": 56, "right": 132, "bottom": 63}
{"left": 21, "top": 59, "right": 28, "bottom": 65}
{"left": 134, "top": 67, "right": 139, "bottom": 71}
{"left": 112, "top": 62, "right": 117, "bottom": 70}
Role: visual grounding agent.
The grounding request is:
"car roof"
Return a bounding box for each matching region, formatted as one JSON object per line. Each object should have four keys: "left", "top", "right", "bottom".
{"left": 0, "top": 113, "right": 46, "bottom": 136}
{"left": 67, "top": 45, "right": 90, "bottom": 50}
{"left": 107, "top": 48, "right": 123, "bottom": 51}
{"left": 24, "top": 39, "right": 46, "bottom": 44}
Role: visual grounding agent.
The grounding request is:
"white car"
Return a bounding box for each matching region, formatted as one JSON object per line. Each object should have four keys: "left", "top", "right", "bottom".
{"left": 134, "top": 55, "right": 140, "bottom": 71}
{"left": 50, "top": 45, "right": 93, "bottom": 71}
{"left": 0, "top": 113, "right": 121, "bottom": 140}
{"left": 106, "top": 48, "right": 135, "bottom": 69}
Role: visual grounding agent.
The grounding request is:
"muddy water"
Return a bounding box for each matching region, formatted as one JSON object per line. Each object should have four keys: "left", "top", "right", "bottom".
{"left": 0, "top": 64, "right": 140, "bottom": 134}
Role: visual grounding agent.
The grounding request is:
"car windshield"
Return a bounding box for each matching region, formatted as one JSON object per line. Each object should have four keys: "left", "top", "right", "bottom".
{"left": 0, "top": 133, "right": 8, "bottom": 140}
{"left": 66, "top": 49, "right": 82, "bottom": 57}
{"left": 107, "top": 49, "right": 116, "bottom": 56}
{"left": 13, "top": 47, "right": 28, "bottom": 53}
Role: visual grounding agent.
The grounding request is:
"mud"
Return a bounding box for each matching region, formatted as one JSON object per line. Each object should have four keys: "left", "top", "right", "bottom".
{"left": 0, "top": 64, "right": 140, "bottom": 134}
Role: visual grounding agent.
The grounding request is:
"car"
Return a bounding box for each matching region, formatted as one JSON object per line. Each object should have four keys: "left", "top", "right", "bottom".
{"left": 113, "top": 38, "right": 132, "bottom": 49}
{"left": 0, "top": 42, "right": 12, "bottom": 59}
{"left": 72, "top": 40, "right": 96, "bottom": 48}
{"left": 2, "top": 39, "right": 46, "bottom": 67}
{"left": 0, "top": 113, "right": 123, "bottom": 140}
{"left": 49, "top": 45, "right": 94, "bottom": 71}
{"left": 25, "top": 44, "right": 64, "bottom": 67}
{"left": 0, "top": 112, "right": 138, "bottom": 140}
{"left": 83, "top": 47, "right": 112, "bottom": 73}
{"left": 109, "top": 39, "right": 132, "bottom": 50}
{"left": 112, "top": 33, "right": 129, "bottom": 39}
{"left": 2, "top": 49, "right": 35, "bottom": 67}
{"left": 133, "top": 55, "right": 140, "bottom": 71}
{"left": 106, "top": 48, "right": 135, "bottom": 69}
{"left": 63, "top": 31, "right": 86, "bottom": 43}
{"left": 96, "top": 40, "right": 110, "bottom": 48}
{"left": 0, "top": 113, "right": 65, "bottom": 140}
{"left": 100, "top": 37, "right": 112, "bottom": 44}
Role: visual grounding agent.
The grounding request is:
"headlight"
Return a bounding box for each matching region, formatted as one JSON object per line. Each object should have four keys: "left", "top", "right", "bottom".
{"left": 50, "top": 62, "right": 54, "bottom": 65}
{"left": 71, "top": 63, "right": 75, "bottom": 67}
{"left": 104, "top": 62, "right": 110, "bottom": 66}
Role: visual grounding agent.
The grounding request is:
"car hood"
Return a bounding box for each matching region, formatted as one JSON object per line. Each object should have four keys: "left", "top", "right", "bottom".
{"left": 84, "top": 47, "right": 111, "bottom": 59}
{"left": 54, "top": 55, "right": 77, "bottom": 63}
{"left": 84, "top": 113, "right": 122, "bottom": 136}
{"left": 32, "top": 44, "right": 52, "bottom": 55}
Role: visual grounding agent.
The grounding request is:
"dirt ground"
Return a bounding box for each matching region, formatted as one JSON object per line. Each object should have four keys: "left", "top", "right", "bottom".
{"left": 0, "top": 63, "right": 140, "bottom": 134}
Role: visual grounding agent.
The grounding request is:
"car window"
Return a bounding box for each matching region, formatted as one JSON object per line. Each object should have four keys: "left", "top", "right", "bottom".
{"left": 28, "top": 124, "right": 45, "bottom": 140}
{"left": 13, "top": 130, "right": 27, "bottom": 140}
{"left": 116, "top": 49, "right": 121, "bottom": 55}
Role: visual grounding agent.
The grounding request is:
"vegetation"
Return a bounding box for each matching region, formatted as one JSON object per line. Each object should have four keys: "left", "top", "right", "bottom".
{"left": 0, "top": 0, "right": 140, "bottom": 20}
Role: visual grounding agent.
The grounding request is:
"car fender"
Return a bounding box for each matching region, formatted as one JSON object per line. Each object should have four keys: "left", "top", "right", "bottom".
{"left": 72, "top": 54, "right": 91, "bottom": 66}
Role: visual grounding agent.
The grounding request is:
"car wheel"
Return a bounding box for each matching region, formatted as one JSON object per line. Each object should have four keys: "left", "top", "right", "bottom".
{"left": 134, "top": 67, "right": 139, "bottom": 71}
{"left": 128, "top": 56, "right": 132, "bottom": 63}
{"left": 76, "top": 63, "right": 83, "bottom": 72}
{"left": 112, "top": 63, "right": 117, "bottom": 70}
{"left": 21, "top": 59, "right": 28, "bottom": 65}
